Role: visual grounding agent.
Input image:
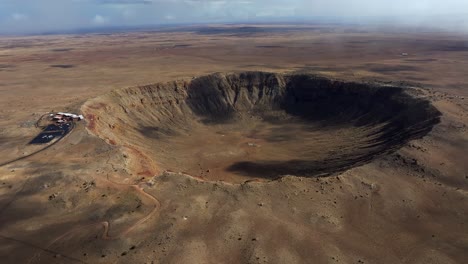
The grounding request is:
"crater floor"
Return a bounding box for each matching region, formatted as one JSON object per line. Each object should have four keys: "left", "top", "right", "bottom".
{"left": 83, "top": 72, "right": 440, "bottom": 183}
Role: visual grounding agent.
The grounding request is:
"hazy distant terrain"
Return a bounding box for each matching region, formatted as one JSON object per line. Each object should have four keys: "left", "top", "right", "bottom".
{"left": 0, "top": 24, "right": 467, "bottom": 263}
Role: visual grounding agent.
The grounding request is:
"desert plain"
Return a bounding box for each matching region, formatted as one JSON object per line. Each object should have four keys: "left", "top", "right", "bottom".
{"left": 0, "top": 24, "right": 467, "bottom": 263}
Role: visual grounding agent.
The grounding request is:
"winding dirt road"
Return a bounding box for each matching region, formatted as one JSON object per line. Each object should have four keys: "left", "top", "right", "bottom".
{"left": 27, "top": 176, "right": 160, "bottom": 264}
{"left": 0, "top": 117, "right": 160, "bottom": 264}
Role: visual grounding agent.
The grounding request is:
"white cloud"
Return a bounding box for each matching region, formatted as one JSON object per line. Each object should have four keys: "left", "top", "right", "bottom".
{"left": 122, "top": 9, "right": 136, "bottom": 19}
{"left": 99, "top": 0, "right": 154, "bottom": 5}
{"left": 92, "top": 14, "right": 110, "bottom": 24}
{"left": 11, "top": 13, "right": 28, "bottom": 21}
{"left": 164, "top": 14, "right": 175, "bottom": 20}
{"left": 0, "top": 0, "right": 468, "bottom": 34}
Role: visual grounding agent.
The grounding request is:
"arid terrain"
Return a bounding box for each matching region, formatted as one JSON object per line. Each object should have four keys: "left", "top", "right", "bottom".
{"left": 0, "top": 24, "right": 467, "bottom": 263}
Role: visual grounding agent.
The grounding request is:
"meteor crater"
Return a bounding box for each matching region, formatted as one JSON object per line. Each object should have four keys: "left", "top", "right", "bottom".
{"left": 83, "top": 72, "right": 440, "bottom": 183}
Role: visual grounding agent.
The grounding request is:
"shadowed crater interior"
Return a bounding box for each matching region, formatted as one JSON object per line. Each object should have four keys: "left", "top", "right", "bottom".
{"left": 83, "top": 72, "right": 440, "bottom": 183}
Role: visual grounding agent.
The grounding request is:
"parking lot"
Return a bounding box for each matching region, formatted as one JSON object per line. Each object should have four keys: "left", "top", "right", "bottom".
{"left": 29, "top": 123, "right": 73, "bottom": 144}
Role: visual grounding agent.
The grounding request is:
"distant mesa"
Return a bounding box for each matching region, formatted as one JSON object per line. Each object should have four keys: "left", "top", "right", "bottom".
{"left": 82, "top": 72, "right": 440, "bottom": 183}
{"left": 50, "top": 64, "right": 75, "bottom": 69}
{"left": 256, "top": 45, "right": 284, "bottom": 48}
{"left": 50, "top": 48, "right": 74, "bottom": 52}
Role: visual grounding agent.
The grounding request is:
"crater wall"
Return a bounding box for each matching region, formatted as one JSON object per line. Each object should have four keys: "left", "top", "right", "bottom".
{"left": 82, "top": 72, "right": 440, "bottom": 182}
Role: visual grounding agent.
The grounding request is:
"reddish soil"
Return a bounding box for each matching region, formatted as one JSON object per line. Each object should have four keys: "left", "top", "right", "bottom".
{"left": 0, "top": 24, "right": 467, "bottom": 264}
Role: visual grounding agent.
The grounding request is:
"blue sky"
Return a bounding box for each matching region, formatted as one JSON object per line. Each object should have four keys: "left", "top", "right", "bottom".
{"left": 1, "top": 0, "right": 468, "bottom": 34}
